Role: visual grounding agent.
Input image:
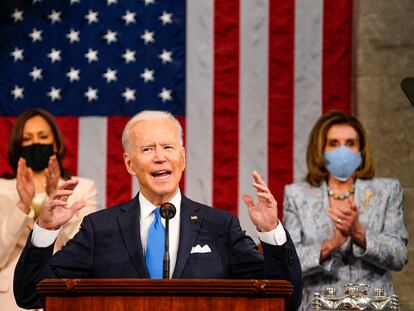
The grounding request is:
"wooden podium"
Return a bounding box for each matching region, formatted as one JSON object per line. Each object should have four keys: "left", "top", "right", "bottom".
{"left": 37, "top": 279, "right": 293, "bottom": 311}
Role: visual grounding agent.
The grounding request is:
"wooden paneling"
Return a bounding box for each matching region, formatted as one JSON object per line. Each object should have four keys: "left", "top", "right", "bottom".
{"left": 38, "top": 279, "right": 293, "bottom": 311}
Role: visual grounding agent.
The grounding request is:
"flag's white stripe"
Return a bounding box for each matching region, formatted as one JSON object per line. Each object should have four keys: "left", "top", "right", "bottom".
{"left": 239, "top": 0, "right": 269, "bottom": 241}
{"left": 293, "top": 0, "right": 323, "bottom": 182}
{"left": 78, "top": 117, "right": 107, "bottom": 210}
{"left": 185, "top": 0, "right": 214, "bottom": 205}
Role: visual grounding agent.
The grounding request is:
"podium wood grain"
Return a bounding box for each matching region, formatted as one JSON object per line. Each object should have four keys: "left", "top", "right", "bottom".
{"left": 37, "top": 279, "right": 293, "bottom": 311}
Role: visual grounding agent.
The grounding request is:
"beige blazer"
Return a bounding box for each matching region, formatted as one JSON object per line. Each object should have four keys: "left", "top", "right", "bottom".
{"left": 0, "top": 177, "right": 98, "bottom": 311}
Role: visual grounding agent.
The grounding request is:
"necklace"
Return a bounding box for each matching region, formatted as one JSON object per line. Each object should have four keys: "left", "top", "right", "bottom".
{"left": 327, "top": 186, "right": 355, "bottom": 200}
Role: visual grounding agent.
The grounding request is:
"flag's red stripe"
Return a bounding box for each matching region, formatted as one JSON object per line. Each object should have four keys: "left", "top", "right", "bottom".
{"left": 55, "top": 117, "right": 79, "bottom": 177}
{"left": 213, "top": 0, "right": 240, "bottom": 215}
{"left": 107, "top": 117, "right": 131, "bottom": 208}
{"left": 268, "top": 0, "right": 295, "bottom": 219}
{"left": 0, "top": 117, "right": 16, "bottom": 176}
{"left": 322, "top": 0, "right": 353, "bottom": 113}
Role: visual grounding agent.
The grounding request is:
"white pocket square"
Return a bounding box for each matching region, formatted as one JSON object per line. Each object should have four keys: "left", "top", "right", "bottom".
{"left": 190, "top": 244, "right": 211, "bottom": 254}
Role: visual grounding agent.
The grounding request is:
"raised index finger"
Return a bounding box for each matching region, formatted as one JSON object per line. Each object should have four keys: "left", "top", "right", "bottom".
{"left": 252, "top": 170, "right": 267, "bottom": 186}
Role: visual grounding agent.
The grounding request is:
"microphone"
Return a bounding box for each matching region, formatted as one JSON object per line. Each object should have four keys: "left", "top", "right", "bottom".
{"left": 160, "top": 202, "right": 176, "bottom": 279}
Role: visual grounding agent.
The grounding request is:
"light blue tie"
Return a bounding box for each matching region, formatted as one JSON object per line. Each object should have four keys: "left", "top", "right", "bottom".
{"left": 145, "top": 208, "right": 165, "bottom": 279}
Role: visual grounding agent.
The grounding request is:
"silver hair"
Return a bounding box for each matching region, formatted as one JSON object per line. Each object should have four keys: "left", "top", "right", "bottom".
{"left": 122, "top": 110, "right": 184, "bottom": 153}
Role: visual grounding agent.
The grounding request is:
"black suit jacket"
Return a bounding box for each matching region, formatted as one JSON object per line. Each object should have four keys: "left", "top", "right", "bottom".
{"left": 14, "top": 195, "right": 302, "bottom": 309}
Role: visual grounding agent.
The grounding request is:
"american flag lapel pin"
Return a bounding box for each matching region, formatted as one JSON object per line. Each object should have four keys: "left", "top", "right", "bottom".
{"left": 190, "top": 216, "right": 198, "bottom": 220}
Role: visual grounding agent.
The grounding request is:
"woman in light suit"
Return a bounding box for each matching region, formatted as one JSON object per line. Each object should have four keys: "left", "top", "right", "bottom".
{"left": 283, "top": 110, "right": 408, "bottom": 310}
{"left": 0, "top": 108, "right": 98, "bottom": 311}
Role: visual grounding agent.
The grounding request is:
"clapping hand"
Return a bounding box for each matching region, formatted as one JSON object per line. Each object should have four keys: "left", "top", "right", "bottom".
{"left": 328, "top": 197, "right": 366, "bottom": 247}
{"left": 242, "top": 171, "right": 279, "bottom": 232}
{"left": 16, "top": 158, "right": 35, "bottom": 214}
{"left": 37, "top": 179, "right": 86, "bottom": 230}
{"left": 328, "top": 197, "right": 358, "bottom": 235}
{"left": 45, "top": 155, "right": 61, "bottom": 196}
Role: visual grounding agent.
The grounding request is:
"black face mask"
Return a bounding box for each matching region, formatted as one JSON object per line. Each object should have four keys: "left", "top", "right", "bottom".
{"left": 20, "top": 144, "right": 55, "bottom": 172}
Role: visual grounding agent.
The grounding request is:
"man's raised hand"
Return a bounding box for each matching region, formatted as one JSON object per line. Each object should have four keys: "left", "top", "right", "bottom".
{"left": 37, "top": 179, "right": 85, "bottom": 230}
{"left": 242, "top": 171, "right": 279, "bottom": 232}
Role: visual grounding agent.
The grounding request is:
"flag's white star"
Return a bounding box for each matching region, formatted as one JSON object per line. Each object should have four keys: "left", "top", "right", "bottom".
{"left": 66, "top": 67, "right": 80, "bottom": 82}
{"left": 11, "top": 85, "right": 24, "bottom": 100}
{"left": 103, "top": 30, "right": 117, "bottom": 44}
{"left": 103, "top": 68, "right": 117, "bottom": 83}
{"left": 159, "top": 49, "right": 172, "bottom": 64}
{"left": 159, "top": 11, "right": 173, "bottom": 25}
{"left": 28, "top": 28, "right": 43, "bottom": 43}
{"left": 159, "top": 88, "right": 172, "bottom": 102}
{"left": 85, "top": 10, "right": 99, "bottom": 24}
{"left": 70, "top": 0, "right": 80, "bottom": 4}
{"left": 140, "top": 68, "right": 154, "bottom": 83}
{"left": 141, "top": 30, "right": 155, "bottom": 44}
{"left": 107, "top": 0, "right": 117, "bottom": 5}
{"left": 66, "top": 29, "right": 80, "bottom": 43}
{"left": 143, "top": 0, "right": 155, "bottom": 5}
{"left": 122, "top": 88, "right": 136, "bottom": 102}
{"left": 10, "top": 47, "right": 24, "bottom": 62}
{"left": 29, "top": 67, "right": 43, "bottom": 81}
{"left": 122, "top": 49, "right": 136, "bottom": 64}
{"left": 47, "top": 87, "right": 62, "bottom": 102}
{"left": 85, "top": 87, "right": 98, "bottom": 102}
{"left": 47, "top": 48, "right": 62, "bottom": 63}
{"left": 122, "top": 10, "right": 136, "bottom": 25}
{"left": 11, "top": 9, "right": 24, "bottom": 23}
{"left": 85, "top": 48, "right": 99, "bottom": 63}
{"left": 48, "top": 10, "right": 61, "bottom": 24}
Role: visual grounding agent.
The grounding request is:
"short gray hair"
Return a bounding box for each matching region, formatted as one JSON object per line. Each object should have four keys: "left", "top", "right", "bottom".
{"left": 122, "top": 110, "right": 184, "bottom": 153}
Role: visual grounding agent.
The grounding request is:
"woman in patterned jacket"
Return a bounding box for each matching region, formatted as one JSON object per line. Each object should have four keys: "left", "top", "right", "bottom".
{"left": 283, "top": 110, "right": 408, "bottom": 310}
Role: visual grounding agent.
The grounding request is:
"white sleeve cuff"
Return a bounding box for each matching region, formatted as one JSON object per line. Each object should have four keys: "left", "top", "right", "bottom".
{"left": 257, "top": 221, "right": 287, "bottom": 245}
{"left": 31, "top": 222, "right": 60, "bottom": 248}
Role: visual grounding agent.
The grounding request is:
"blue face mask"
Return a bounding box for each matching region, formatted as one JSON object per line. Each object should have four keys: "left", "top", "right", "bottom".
{"left": 324, "top": 146, "right": 362, "bottom": 182}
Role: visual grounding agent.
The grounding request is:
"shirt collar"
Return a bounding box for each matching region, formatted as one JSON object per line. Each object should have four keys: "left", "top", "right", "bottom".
{"left": 139, "top": 189, "right": 182, "bottom": 221}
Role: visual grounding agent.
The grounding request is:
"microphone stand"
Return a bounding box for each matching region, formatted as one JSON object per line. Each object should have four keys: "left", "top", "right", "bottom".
{"left": 163, "top": 216, "right": 170, "bottom": 279}
{"left": 160, "top": 203, "right": 176, "bottom": 279}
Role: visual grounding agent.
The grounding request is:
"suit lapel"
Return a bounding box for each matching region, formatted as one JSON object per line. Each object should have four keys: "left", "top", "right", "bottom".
{"left": 117, "top": 195, "right": 148, "bottom": 278}
{"left": 172, "top": 196, "right": 202, "bottom": 278}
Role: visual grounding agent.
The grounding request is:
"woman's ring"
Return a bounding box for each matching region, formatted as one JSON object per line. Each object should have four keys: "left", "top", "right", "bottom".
{"left": 337, "top": 218, "right": 341, "bottom": 224}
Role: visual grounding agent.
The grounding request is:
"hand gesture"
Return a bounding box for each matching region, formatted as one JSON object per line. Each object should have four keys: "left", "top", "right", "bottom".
{"left": 330, "top": 228, "right": 348, "bottom": 248}
{"left": 320, "top": 229, "right": 348, "bottom": 262}
{"left": 242, "top": 171, "right": 279, "bottom": 232}
{"left": 16, "top": 158, "right": 35, "bottom": 214}
{"left": 37, "top": 179, "right": 86, "bottom": 230}
{"left": 328, "top": 197, "right": 366, "bottom": 247}
{"left": 44, "top": 155, "right": 61, "bottom": 196}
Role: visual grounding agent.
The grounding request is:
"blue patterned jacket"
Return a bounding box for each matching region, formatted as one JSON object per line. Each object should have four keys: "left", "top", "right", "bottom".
{"left": 283, "top": 178, "right": 408, "bottom": 311}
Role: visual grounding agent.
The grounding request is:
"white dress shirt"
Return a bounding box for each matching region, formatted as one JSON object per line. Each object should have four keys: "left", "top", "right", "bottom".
{"left": 139, "top": 190, "right": 181, "bottom": 278}
{"left": 32, "top": 189, "right": 287, "bottom": 277}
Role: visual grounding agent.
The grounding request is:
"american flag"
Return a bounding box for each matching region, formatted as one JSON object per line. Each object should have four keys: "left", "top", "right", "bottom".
{"left": 0, "top": 0, "right": 352, "bottom": 240}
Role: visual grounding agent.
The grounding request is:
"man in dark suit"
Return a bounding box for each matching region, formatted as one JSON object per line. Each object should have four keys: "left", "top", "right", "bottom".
{"left": 14, "top": 110, "right": 302, "bottom": 310}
